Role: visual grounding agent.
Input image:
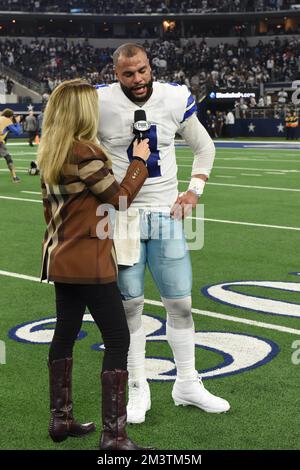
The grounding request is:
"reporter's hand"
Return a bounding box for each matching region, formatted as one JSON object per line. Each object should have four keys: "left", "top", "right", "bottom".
{"left": 133, "top": 138, "right": 150, "bottom": 161}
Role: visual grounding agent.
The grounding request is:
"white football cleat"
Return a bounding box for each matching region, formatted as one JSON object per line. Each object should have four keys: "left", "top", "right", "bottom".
{"left": 127, "top": 379, "right": 151, "bottom": 424}
{"left": 172, "top": 372, "right": 230, "bottom": 413}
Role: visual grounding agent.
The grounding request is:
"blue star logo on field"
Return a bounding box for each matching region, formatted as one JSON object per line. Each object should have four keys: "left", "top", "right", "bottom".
{"left": 9, "top": 313, "right": 279, "bottom": 381}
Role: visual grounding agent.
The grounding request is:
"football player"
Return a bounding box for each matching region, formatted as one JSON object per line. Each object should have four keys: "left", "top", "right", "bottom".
{"left": 97, "top": 43, "right": 230, "bottom": 424}
{"left": 0, "top": 109, "right": 22, "bottom": 182}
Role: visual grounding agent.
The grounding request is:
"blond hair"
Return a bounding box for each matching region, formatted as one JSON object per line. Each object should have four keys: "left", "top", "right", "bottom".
{"left": 37, "top": 79, "right": 100, "bottom": 184}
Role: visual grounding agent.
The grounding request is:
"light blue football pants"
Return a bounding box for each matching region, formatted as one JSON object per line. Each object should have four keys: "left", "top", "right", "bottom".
{"left": 118, "top": 212, "right": 192, "bottom": 300}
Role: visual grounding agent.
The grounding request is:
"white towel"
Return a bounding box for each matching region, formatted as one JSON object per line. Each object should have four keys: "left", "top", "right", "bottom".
{"left": 113, "top": 208, "right": 141, "bottom": 266}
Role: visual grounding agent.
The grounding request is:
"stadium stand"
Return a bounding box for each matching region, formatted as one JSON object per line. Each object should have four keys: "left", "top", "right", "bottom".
{"left": 0, "top": 0, "right": 298, "bottom": 14}
{"left": 0, "top": 37, "right": 299, "bottom": 97}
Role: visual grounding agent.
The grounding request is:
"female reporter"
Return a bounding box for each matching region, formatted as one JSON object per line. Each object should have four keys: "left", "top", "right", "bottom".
{"left": 37, "top": 79, "right": 150, "bottom": 450}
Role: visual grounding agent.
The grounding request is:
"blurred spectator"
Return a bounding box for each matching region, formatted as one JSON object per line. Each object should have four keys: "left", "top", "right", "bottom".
{"left": 6, "top": 77, "right": 14, "bottom": 94}
{"left": 225, "top": 110, "right": 235, "bottom": 137}
{"left": 215, "top": 111, "right": 225, "bottom": 138}
{"left": 264, "top": 94, "right": 272, "bottom": 106}
{"left": 249, "top": 96, "right": 257, "bottom": 108}
{"left": 277, "top": 88, "right": 288, "bottom": 105}
{"left": 257, "top": 96, "right": 265, "bottom": 107}
{"left": 1, "top": 36, "right": 300, "bottom": 107}
{"left": 37, "top": 111, "right": 43, "bottom": 137}
{"left": 24, "top": 111, "right": 38, "bottom": 146}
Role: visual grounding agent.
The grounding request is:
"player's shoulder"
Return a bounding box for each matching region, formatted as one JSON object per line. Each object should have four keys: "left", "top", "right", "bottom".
{"left": 95, "top": 82, "right": 119, "bottom": 97}
{"left": 156, "top": 81, "right": 189, "bottom": 96}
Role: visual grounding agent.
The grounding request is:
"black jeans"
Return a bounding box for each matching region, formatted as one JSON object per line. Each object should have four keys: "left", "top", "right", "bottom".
{"left": 49, "top": 282, "right": 130, "bottom": 371}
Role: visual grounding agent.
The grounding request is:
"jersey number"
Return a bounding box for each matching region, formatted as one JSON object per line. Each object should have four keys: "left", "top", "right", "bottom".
{"left": 127, "top": 125, "right": 161, "bottom": 178}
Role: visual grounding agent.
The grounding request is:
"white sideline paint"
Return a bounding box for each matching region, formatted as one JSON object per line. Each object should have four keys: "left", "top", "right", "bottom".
{"left": 6, "top": 143, "right": 38, "bottom": 146}
{"left": 188, "top": 216, "right": 300, "bottom": 231}
{"left": 175, "top": 139, "right": 300, "bottom": 146}
{"left": 0, "top": 196, "right": 41, "bottom": 203}
{"left": 215, "top": 158, "right": 300, "bottom": 163}
{"left": 21, "top": 191, "right": 40, "bottom": 195}
{"left": 178, "top": 179, "right": 300, "bottom": 192}
{"left": 11, "top": 153, "right": 36, "bottom": 156}
{"left": 1, "top": 269, "right": 300, "bottom": 336}
{"left": 1, "top": 194, "right": 300, "bottom": 231}
{"left": 214, "top": 175, "right": 236, "bottom": 178}
{"left": 213, "top": 166, "right": 299, "bottom": 173}
{"left": 0, "top": 169, "right": 27, "bottom": 173}
{"left": 240, "top": 173, "right": 262, "bottom": 177}
{"left": 178, "top": 164, "right": 300, "bottom": 172}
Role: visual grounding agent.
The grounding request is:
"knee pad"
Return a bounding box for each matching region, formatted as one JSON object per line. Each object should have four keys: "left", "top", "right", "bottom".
{"left": 4, "top": 153, "right": 13, "bottom": 166}
{"left": 161, "top": 296, "right": 193, "bottom": 329}
{"left": 122, "top": 295, "right": 144, "bottom": 333}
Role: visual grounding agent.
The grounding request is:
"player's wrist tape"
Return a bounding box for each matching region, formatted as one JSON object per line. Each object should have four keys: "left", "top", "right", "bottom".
{"left": 188, "top": 177, "right": 206, "bottom": 197}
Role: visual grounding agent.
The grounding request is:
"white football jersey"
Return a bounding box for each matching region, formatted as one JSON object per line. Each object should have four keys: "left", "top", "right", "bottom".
{"left": 97, "top": 81, "right": 197, "bottom": 210}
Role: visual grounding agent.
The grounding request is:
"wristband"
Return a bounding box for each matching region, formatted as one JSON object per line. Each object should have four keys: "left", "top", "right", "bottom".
{"left": 188, "top": 177, "right": 205, "bottom": 197}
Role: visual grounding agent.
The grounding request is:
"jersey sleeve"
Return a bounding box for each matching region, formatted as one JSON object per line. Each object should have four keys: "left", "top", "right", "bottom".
{"left": 181, "top": 88, "right": 198, "bottom": 123}
{"left": 7, "top": 123, "right": 22, "bottom": 136}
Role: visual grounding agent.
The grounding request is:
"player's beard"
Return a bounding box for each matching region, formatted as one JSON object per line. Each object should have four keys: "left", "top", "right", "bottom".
{"left": 121, "top": 78, "right": 153, "bottom": 103}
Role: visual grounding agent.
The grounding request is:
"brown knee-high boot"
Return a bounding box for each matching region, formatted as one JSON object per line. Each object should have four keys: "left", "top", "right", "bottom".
{"left": 100, "top": 369, "right": 153, "bottom": 450}
{"left": 48, "top": 357, "right": 96, "bottom": 442}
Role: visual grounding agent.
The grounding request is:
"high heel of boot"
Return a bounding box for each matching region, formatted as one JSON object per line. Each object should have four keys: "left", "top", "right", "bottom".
{"left": 100, "top": 369, "right": 154, "bottom": 450}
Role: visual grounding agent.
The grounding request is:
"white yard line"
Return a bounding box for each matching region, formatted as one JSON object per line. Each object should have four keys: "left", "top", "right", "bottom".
{"left": 6, "top": 143, "right": 38, "bottom": 146}
{"left": 213, "top": 166, "right": 298, "bottom": 173}
{"left": 178, "top": 164, "right": 300, "bottom": 172}
{"left": 0, "top": 196, "right": 41, "bottom": 203}
{"left": 1, "top": 269, "right": 299, "bottom": 336}
{"left": 1, "top": 195, "right": 299, "bottom": 230}
{"left": 0, "top": 169, "right": 28, "bottom": 173}
{"left": 178, "top": 179, "right": 300, "bottom": 192}
{"left": 217, "top": 149, "right": 300, "bottom": 152}
{"left": 145, "top": 299, "right": 300, "bottom": 336}
{"left": 215, "top": 158, "right": 300, "bottom": 162}
{"left": 178, "top": 156, "right": 300, "bottom": 162}
{"left": 10, "top": 153, "right": 37, "bottom": 156}
{"left": 21, "top": 191, "right": 40, "bottom": 195}
{"left": 188, "top": 216, "right": 300, "bottom": 231}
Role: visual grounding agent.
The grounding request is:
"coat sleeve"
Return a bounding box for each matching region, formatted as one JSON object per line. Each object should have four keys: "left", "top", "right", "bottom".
{"left": 78, "top": 151, "right": 148, "bottom": 210}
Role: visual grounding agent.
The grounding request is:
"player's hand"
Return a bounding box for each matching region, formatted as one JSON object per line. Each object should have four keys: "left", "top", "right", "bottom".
{"left": 133, "top": 138, "right": 150, "bottom": 161}
{"left": 170, "top": 191, "right": 199, "bottom": 220}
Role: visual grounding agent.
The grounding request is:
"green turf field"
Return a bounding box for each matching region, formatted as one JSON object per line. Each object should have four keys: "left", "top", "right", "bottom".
{"left": 0, "top": 140, "right": 300, "bottom": 450}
